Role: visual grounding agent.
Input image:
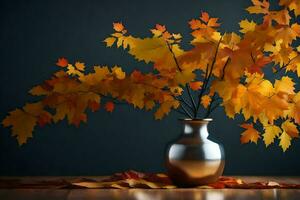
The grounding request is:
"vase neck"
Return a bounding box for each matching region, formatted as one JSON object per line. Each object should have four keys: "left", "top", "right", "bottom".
{"left": 181, "top": 120, "right": 211, "bottom": 140}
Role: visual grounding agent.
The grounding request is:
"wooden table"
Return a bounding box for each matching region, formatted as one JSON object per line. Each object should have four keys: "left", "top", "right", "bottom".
{"left": 0, "top": 176, "right": 299, "bottom": 200}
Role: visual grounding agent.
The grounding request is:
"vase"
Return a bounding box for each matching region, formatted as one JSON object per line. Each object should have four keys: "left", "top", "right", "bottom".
{"left": 165, "top": 118, "right": 225, "bottom": 187}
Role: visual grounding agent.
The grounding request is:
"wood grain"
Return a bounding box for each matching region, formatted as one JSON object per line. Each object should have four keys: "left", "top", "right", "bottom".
{"left": 0, "top": 176, "right": 299, "bottom": 200}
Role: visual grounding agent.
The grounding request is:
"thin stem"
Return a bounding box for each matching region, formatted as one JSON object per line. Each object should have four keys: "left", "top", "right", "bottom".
{"left": 221, "top": 57, "right": 231, "bottom": 80}
{"left": 166, "top": 41, "right": 197, "bottom": 117}
{"left": 186, "top": 85, "right": 197, "bottom": 112}
{"left": 179, "top": 96, "right": 194, "bottom": 110}
{"left": 195, "top": 37, "right": 223, "bottom": 118}
{"left": 274, "top": 55, "right": 299, "bottom": 74}
{"left": 173, "top": 96, "right": 194, "bottom": 118}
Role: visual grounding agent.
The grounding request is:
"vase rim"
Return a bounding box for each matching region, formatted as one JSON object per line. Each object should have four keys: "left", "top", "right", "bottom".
{"left": 178, "top": 118, "right": 213, "bottom": 122}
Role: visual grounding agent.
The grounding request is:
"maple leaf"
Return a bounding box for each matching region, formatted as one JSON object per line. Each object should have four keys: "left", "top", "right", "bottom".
{"left": 105, "top": 102, "right": 115, "bottom": 112}
{"left": 201, "top": 95, "right": 211, "bottom": 108}
{"left": 170, "top": 86, "right": 183, "bottom": 96}
{"left": 75, "top": 62, "right": 85, "bottom": 71}
{"left": 104, "top": 37, "right": 116, "bottom": 47}
{"left": 263, "top": 125, "right": 282, "bottom": 147}
{"left": 200, "top": 12, "right": 210, "bottom": 23}
{"left": 279, "top": 131, "right": 291, "bottom": 152}
{"left": 246, "top": 0, "right": 270, "bottom": 14}
{"left": 189, "top": 81, "right": 203, "bottom": 91}
{"left": 247, "top": 56, "right": 272, "bottom": 74}
{"left": 113, "top": 22, "right": 125, "bottom": 32}
{"left": 240, "top": 123, "right": 261, "bottom": 144}
{"left": 112, "top": 66, "right": 126, "bottom": 80}
{"left": 239, "top": 20, "right": 256, "bottom": 33}
{"left": 154, "top": 100, "right": 179, "bottom": 120}
{"left": 2, "top": 109, "right": 37, "bottom": 145}
{"left": 56, "top": 58, "right": 68, "bottom": 67}
{"left": 67, "top": 64, "right": 84, "bottom": 77}
{"left": 174, "top": 70, "right": 196, "bottom": 85}
{"left": 287, "top": 93, "right": 300, "bottom": 124}
{"left": 281, "top": 120, "right": 299, "bottom": 138}
{"left": 274, "top": 76, "right": 295, "bottom": 95}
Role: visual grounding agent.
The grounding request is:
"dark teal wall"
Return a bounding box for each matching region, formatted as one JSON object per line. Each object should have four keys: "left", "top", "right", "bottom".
{"left": 0, "top": 0, "right": 299, "bottom": 176}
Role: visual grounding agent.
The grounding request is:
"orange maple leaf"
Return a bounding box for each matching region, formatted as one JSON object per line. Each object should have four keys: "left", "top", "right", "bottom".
{"left": 240, "top": 123, "right": 261, "bottom": 144}
{"left": 105, "top": 102, "right": 115, "bottom": 112}
{"left": 155, "top": 24, "right": 166, "bottom": 32}
{"left": 113, "top": 22, "right": 124, "bottom": 32}
{"left": 189, "top": 81, "right": 203, "bottom": 91}
{"left": 56, "top": 58, "right": 68, "bottom": 67}
{"left": 200, "top": 12, "right": 210, "bottom": 23}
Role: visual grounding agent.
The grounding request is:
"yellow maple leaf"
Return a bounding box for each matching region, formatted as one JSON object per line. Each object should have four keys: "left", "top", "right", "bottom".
{"left": 246, "top": 0, "right": 269, "bottom": 14}
{"left": 67, "top": 64, "right": 84, "bottom": 77}
{"left": 279, "top": 131, "right": 291, "bottom": 152}
{"left": 201, "top": 95, "right": 211, "bottom": 108}
{"left": 240, "top": 123, "right": 261, "bottom": 144}
{"left": 174, "top": 70, "right": 195, "bottom": 85}
{"left": 112, "top": 66, "right": 126, "bottom": 80}
{"left": 104, "top": 37, "right": 116, "bottom": 47}
{"left": 239, "top": 20, "right": 256, "bottom": 33}
{"left": 274, "top": 76, "right": 295, "bottom": 95}
{"left": 263, "top": 125, "right": 282, "bottom": 147}
{"left": 75, "top": 62, "right": 85, "bottom": 71}
{"left": 2, "top": 109, "right": 37, "bottom": 145}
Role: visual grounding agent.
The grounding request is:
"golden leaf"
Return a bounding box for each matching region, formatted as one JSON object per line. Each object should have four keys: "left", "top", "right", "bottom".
{"left": 2, "top": 109, "right": 37, "bottom": 145}
{"left": 263, "top": 125, "right": 282, "bottom": 147}
{"left": 240, "top": 123, "right": 261, "bottom": 144}
{"left": 279, "top": 131, "right": 291, "bottom": 152}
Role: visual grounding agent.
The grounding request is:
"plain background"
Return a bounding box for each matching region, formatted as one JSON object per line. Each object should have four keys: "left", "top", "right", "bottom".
{"left": 0, "top": 0, "right": 299, "bottom": 176}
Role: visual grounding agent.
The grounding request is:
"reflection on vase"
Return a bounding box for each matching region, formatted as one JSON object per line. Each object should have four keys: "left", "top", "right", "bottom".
{"left": 165, "top": 119, "right": 225, "bottom": 186}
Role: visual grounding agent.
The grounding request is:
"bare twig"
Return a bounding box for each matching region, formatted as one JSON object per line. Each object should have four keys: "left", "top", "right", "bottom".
{"left": 166, "top": 41, "right": 197, "bottom": 117}
{"left": 195, "top": 37, "right": 223, "bottom": 118}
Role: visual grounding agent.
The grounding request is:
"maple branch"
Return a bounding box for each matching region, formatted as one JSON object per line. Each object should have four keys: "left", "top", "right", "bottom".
{"left": 206, "top": 101, "right": 221, "bottom": 117}
{"left": 173, "top": 96, "right": 193, "bottom": 118}
{"left": 179, "top": 104, "right": 193, "bottom": 119}
{"left": 221, "top": 57, "right": 231, "bottom": 80}
{"left": 273, "top": 55, "right": 299, "bottom": 74}
{"left": 166, "top": 41, "right": 182, "bottom": 72}
{"left": 250, "top": 52, "right": 256, "bottom": 64}
{"left": 195, "top": 37, "right": 222, "bottom": 118}
{"left": 166, "top": 41, "right": 197, "bottom": 117}
{"left": 179, "top": 96, "right": 194, "bottom": 110}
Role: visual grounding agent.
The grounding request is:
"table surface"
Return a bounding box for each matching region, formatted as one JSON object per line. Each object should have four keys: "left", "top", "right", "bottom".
{"left": 0, "top": 176, "right": 299, "bottom": 200}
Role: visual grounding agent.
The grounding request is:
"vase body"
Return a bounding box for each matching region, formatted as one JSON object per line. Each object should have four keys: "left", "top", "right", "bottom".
{"left": 165, "top": 119, "right": 225, "bottom": 187}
